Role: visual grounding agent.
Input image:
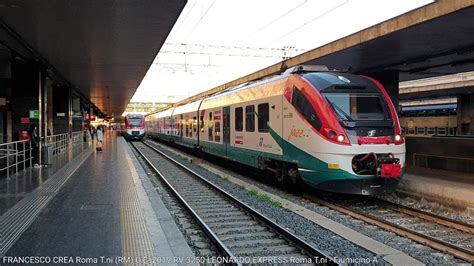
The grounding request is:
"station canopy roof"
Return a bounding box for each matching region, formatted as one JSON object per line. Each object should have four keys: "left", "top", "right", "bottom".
{"left": 178, "top": 0, "right": 474, "bottom": 106}
{"left": 0, "top": 0, "right": 186, "bottom": 116}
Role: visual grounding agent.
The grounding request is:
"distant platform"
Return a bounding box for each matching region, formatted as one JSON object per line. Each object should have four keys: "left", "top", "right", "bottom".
{"left": 399, "top": 167, "right": 474, "bottom": 216}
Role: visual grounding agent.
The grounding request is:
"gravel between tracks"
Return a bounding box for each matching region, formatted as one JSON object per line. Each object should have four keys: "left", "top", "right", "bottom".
{"left": 147, "top": 140, "right": 468, "bottom": 265}
{"left": 144, "top": 141, "right": 388, "bottom": 264}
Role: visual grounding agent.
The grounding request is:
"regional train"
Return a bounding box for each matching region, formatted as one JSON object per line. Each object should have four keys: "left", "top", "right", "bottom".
{"left": 123, "top": 113, "right": 145, "bottom": 140}
{"left": 145, "top": 65, "right": 405, "bottom": 195}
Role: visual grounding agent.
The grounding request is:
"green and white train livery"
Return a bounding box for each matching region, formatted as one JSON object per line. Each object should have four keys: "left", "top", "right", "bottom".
{"left": 146, "top": 65, "right": 405, "bottom": 195}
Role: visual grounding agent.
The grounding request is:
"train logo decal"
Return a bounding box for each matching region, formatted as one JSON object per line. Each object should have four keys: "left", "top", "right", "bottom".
{"left": 367, "top": 129, "right": 377, "bottom": 137}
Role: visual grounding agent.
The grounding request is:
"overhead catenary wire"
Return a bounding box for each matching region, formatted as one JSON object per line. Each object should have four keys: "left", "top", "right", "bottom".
{"left": 251, "top": 0, "right": 308, "bottom": 35}
{"left": 171, "top": 0, "right": 198, "bottom": 33}
{"left": 271, "top": 0, "right": 349, "bottom": 43}
{"left": 184, "top": 0, "right": 216, "bottom": 41}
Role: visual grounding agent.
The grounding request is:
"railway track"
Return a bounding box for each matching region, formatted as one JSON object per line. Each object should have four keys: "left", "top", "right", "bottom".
{"left": 131, "top": 141, "right": 335, "bottom": 265}
{"left": 308, "top": 195, "right": 474, "bottom": 263}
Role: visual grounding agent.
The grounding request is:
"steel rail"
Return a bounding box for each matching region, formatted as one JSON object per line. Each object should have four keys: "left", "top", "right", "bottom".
{"left": 139, "top": 140, "right": 336, "bottom": 265}
{"left": 375, "top": 198, "right": 474, "bottom": 234}
{"left": 308, "top": 196, "right": 474, "bottom": 263}
{"left": 130, "top": 142, "right": 239, "bottom": 265}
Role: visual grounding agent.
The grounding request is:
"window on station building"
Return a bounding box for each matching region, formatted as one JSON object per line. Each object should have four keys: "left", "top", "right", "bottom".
{"left": 436, "top": 127, "right": 446, "bottom": 136}
{"left": 416, "top": 127, "right": 425, "bottom": 135}
{"left": 245, "top": 105, "right": 255, "bottom": 132}
{"left": 235, "top": 107, "right": 243, "bottom": 132}
{"left": 292, "top": 87, "right": 322, "bottom": 130}
{"left": 258, "top": 103, "right": 269, "bottom": 132}
{"left": 208, "top": 112, "right": 213, "bottom": 141}
{"left": 185, "top": 123, "right": 189, "bottom": 137}
{"left": 193, "top": 116, "right": 197, "bottom": 132}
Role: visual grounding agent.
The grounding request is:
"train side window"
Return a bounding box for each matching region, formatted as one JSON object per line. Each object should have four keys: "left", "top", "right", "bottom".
{"left": 427, "top": 127, "right": 435, "bottom": 135}
{"left": 291, "top": 87, "right": 322, "bottom": 130}
{"left": 258, "top": 103, "right": 269, "bottom": 132}
{"left": 215, "top": 121, "right": 221, "bottom": 142}
{"left": 245, "top": 105, "right": 255, "bottom": 132}
{"left": 408, "top": 128, "right": 415, "bottom": 134}
{"left": 208, "top": 112, "right": 213, "bottom": 141}
{"left": 235, "top": 107, "right": 243, "bottom": 132}
{"left": 200, "top": 115, "right": 204, "bottom": 133}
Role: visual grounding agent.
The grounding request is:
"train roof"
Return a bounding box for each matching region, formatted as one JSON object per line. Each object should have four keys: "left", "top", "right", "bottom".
{"left": 125, "top": 113, "right": 144, "bottom": 118}
{"left": 146, "top": 65, "right": 369, "bottom": 116}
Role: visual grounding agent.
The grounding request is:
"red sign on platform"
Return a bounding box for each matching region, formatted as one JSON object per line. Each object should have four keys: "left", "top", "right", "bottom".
{"left": 20, "top": 117, "right": 30, "bottom": 124}
{"left": 19, "top": 130, "right": 30, "bottom": 141}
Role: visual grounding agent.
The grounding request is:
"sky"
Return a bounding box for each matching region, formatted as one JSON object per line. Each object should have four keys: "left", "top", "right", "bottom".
{"left": 130, "top": 0, "right": 433, "bottom": 104}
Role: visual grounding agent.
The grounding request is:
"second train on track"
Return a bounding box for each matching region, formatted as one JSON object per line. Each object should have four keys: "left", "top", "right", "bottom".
{"left": 145, "top": 65, "right": 405, "bottom": 195}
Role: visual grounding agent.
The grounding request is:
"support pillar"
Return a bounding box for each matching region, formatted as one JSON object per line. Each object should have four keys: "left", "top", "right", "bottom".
{"left": 457, "top": 94, "right": 474, "bottom": 135}
{"left": 366, "top": 70, "right": 400, "bottom": 112}
{"left": 0, "top": 49, "right": 11, "bottom": 143}
{"left": 11, "top": 58, "right": 40, "bottom": 141}
{"left": 71, "top": 96, "right": 83, "bottom": 132}
{"left": 52, "top": 85, "right": 71, "bottom": 134}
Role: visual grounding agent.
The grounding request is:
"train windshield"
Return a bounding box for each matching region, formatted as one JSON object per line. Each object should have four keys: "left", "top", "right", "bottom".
{"left": 323, "top": 93, "right": 390, "bottom": 122}
{"left": 127, "top": 117, "right": 143, "bottom": 127}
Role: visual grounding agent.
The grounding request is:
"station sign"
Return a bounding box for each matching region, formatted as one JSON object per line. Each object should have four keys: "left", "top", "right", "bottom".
{"left": 29, "top": 110, "right": 39, "bottom": 119}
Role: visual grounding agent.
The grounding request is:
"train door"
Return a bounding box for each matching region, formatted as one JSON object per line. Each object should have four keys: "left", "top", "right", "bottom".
{"left": 180, "top": 114, "right": 183, "bottom": 139}
{"left": 223, "top": 106, "right": 230, "bottom": 156}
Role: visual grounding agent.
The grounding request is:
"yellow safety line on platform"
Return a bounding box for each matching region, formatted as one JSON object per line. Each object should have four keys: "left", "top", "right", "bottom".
{"left": 120, "top": 147, "right": 156, "bottom": 265}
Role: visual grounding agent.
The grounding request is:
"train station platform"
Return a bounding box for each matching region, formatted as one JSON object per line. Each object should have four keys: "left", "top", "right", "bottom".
{"left": 0, "top": 132, "right": 194, "bottom": 262}
{"left": 399, "top": 167, "right": 474, "bottom": 216}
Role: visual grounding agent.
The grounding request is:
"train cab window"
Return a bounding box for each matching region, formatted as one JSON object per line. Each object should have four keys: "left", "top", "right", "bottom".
{"left": 215, "top": 121, "right": 221, "bottom": 142}
{"left": 245, "top": 105, "right": 255, "bottom": 132}
{"left": 208, "top": 112, "right": 213, "bottom": 141}
{"left": 292, "top": 87, "right": 322, "bottom": 130}
{"left": 258, "top": 103, "right": 269, "bottom": 132}
{"left": 235, "top": 107, "right": 243, "bottom": 132}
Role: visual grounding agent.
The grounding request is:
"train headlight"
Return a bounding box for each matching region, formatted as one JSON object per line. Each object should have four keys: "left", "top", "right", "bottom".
{"left": 394, "top": 134, "right": 401, "bottom": 142}
{"left": 337, "top": 134, "right": 345, "bottom": 142}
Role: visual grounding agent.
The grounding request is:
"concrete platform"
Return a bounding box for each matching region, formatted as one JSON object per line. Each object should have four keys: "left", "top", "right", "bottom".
{"left": 1, "top": 132, "right": 194, "bottom": 263}
{"left": 400, "top": 167, "right": 474, "bottom": 215}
